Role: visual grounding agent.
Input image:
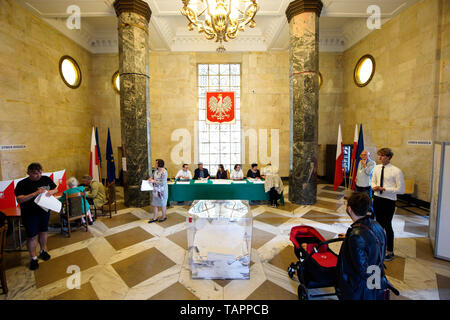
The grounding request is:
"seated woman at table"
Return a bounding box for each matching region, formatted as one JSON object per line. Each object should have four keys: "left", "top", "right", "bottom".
{"left": 216, "top": 164, "right": 228, "bottom": 179}
{"left": 247, "top": 163, "right": 261, "bottom": 180}
{"left": 230, "top": 164, "right": 244, "bottom": 180}
{"left": 59, "top": 177, "right": 94, "bottom": 226}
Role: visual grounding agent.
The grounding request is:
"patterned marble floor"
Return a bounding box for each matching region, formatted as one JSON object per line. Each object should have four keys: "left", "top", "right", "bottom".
{"left": 2, "top": 184, "right": 449, "bottom": 300}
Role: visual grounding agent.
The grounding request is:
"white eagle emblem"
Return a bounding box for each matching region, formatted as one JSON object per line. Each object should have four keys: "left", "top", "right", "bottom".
{"left": 208, "top": 94, "right": 233, "bottom": 121}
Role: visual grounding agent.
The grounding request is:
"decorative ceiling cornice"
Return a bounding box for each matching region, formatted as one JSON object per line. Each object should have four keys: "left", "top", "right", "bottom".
{"left": 113, "top": 0, "right": 152, "bottom": 22}
{"left": 286, "top": 0, "right": 324, "bottom": 23}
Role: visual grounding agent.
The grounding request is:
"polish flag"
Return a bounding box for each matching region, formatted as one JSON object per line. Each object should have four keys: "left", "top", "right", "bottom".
{"left": 333, "top": 124, "right": 344, "bottom": 191}
{"left": 89, "top": 127, "right": 100, "bottom": 182}
{"left": 0, "top": 180, "right": 16, "bottom": 210}
{"left": 350, "top": 124, "right": 358, "bottom": 190}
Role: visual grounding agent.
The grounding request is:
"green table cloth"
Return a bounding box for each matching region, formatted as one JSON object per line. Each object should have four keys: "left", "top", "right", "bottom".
{"left": 167, "top": 179, "right": 284, "bottom": 205}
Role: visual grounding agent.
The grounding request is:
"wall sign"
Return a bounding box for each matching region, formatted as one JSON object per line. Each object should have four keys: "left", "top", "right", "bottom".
{"left": 0, "top": 145, "right": 26, "bottom": 151}
{"left": 407, "top": 140, "right": 432, "bottom": 146}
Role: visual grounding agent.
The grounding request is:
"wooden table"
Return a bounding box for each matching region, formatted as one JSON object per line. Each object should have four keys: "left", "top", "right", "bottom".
{"left": 2, "top": 207, "right": 25, "bottom": 252}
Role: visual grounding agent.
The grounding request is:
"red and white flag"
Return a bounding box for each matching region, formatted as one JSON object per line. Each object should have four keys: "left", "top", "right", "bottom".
{"left": 0, "top": 180, "right": 16, "bottom": 210}
{"left": 333, "top": 124, "right": 344, "bottom": 191}
{"left": 89, "top": 127, "right": 100, "bottom": 182}
{"left": 351, "top": 124, "right": 358, "bottom": 190}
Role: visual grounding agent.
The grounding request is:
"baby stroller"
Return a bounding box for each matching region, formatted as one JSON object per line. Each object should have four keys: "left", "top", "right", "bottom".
{"left": 287, "top": 225, "right": 343, "bottom": 300}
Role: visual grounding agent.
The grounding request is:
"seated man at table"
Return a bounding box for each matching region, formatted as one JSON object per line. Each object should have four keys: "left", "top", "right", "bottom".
{"left": 81, "top": 175, "right": 107, "bottom": 209}
{"left": 247, "top": 163, "right": 261, "bottom": 180}
{"left": 193, "top": 162, "right": 210, "bottom": 180}
{"left": 175, "top": 164, "right": 192, "bottom": 180}
{"left": 15, "top": 163, "right": 58, "bottom": 270}
{"left": 230, "top": 164, "right": 244, "bottom": 180}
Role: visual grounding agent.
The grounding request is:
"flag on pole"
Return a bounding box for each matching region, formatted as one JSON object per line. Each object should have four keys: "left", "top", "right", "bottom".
{"left": 350, "top": 124, "right": 359, "bottom": 190}
{"left": 106, "top": 128, "right": 116, "bottom": 183}
{"left": 333, "top": 124, "right": 344, "bottom": 191}
{"left": 352, "top": 124, "right": 365, "bottom": 189}
{"left": 95, "top": 127, "right": 102, "bottom": 181}
{"left": 89, "top": 127, "right": 100, "bottom": 182}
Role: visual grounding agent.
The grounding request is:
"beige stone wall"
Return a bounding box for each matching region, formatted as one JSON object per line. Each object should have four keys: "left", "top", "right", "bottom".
{"left": 318, "top": 53, "right": 344, "bottom": 176}
{"left": 148, "top": 51, "right": 291, "bottom": 178}
{"left": 437, "top": 0, "right": 450, "bottom": 142}
{"left": 0, "top": 0, "right": 93, "bottom": 181}
{"left": 342, "top": 0, "right": 444, "bottom": 201}
{"left": 79, "top": 51, "right": 343, "bottom": 181}
{"left": 90, "top": 54, "right": 121, "bottom": 180}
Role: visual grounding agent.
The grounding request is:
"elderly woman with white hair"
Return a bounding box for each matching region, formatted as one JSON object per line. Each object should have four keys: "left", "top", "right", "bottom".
{"left": 59, "top": 177, "right": 94, "bottom": 225}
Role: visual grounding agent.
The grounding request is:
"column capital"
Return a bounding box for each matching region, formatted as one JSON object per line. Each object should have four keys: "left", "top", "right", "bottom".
{"left": 113, "top": 0, "right": 152, "bottom": 22}
{"left": 285, "top": 0, "right": 323, "bottom": 23}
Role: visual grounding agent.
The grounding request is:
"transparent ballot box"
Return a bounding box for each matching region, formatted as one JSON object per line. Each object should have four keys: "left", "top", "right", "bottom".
{"left": 187, "top": 200, "right": 253, "bottom": 280}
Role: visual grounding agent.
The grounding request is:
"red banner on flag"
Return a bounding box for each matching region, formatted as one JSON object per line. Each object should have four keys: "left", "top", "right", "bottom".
{"left": 206, "top": 92, "right": 235, "bottom": 124}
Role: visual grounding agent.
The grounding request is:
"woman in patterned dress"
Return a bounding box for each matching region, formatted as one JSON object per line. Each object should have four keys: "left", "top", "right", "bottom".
{"left": 148, "top": 159, "right": 169, "bottom": 223}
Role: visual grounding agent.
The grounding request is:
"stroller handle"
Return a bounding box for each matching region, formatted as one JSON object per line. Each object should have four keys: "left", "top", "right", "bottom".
{"left": 313, "top": 238, "right": 345, "bottom": 253}
{"left": 317, "top": 238, "right": 344, "bottom": 248}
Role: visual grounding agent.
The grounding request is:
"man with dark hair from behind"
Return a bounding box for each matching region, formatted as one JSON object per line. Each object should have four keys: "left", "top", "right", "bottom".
{"left": 15, "top": 163, "right": 58, "bottom": 270}
{"left": 336, "top": 192, "right": 395, "bottom": 300}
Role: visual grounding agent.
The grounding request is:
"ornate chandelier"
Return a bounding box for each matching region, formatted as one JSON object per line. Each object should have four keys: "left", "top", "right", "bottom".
{"left": 181, "top": 0, "right": 259, "bottom": 51}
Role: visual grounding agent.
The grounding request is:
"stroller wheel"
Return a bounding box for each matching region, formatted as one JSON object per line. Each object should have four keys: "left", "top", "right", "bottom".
{"left": 288, "top": 263, "right": 296, "bottom": 279}
{"left": 298, "top": 285, "right": 309, "bottom": 300}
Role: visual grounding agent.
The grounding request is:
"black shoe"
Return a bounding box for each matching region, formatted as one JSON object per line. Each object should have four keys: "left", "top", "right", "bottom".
{"left": 385, "top": 253, "right": 395, "bottom": 262}
{"left": 29, "top": 258, "right": 39, "bottom": 270}
{"left": 38, "top": 250, "right": 51, "bottom": 261}
{"left": 88, "top": 220, "right": 93, "bottom": 225}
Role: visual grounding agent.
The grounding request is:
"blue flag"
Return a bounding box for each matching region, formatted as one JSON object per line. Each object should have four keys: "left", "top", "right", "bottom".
{"left": 106, "top": 128, "right": 116, "bottom": 183}
{"left": 355, "top": 124, "right": 365, "bottom": 164}
{"left": 95, "top": 127, "right": 102, "bottom": 165}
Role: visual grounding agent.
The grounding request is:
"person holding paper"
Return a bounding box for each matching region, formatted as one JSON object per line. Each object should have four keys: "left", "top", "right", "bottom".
{"left": 230, "top": 164, "right": 244, "bottom": 180}
{"left": 15, "top": 163, "right": 58, "bottom": 270}
{"left": 148, "top": 159, "right": 169, "bottom": 223}
{"left": 175, "top": 164, "right": 192, "bottom": 180}
{"left": 59, "top": 177, "right": 94, "bottom": 226}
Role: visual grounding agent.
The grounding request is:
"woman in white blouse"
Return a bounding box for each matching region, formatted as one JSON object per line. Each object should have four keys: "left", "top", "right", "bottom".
{"left": 230, "top": 164, "right": 244, "bottom": 180}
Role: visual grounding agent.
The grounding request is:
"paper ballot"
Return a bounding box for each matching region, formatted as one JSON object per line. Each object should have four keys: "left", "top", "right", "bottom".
{"left": 140, "top": 180, "right": 154, "bottom": 191}
{"left": 34, "top": 193, "right": 62, "bottom": 213}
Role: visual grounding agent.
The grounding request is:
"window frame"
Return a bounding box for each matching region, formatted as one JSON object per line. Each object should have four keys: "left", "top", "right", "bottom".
{"left": 353, "top": 54, "right": 376, "bottom": 87}
{"left": 112, "top": 71, "right": 120, "bottom": 94}
{"left": 197, "top": 63, "right": 242, "bottom": 175}
{"left": 58, "top": 55, "right": 82, "bottom": 89}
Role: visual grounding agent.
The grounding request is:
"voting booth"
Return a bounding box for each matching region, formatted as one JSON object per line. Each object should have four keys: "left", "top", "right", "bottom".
{"left": 187, "top": 200, "right": 253, "bottom": 280}
{"left": 430, "top": 142, "right": 450, "bottom": 261}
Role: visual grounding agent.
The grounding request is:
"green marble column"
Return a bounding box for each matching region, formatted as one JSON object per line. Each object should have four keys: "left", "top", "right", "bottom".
{"left": 286, "top": 0, "right": 323, "bottom": 205}
{"left": 114, "top": 0, "right": 152, "bottom": 207}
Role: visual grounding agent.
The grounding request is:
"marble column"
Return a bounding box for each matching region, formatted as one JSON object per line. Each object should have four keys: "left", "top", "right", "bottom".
{"left": 286, "top": 0, "right": 323, "bottom": 205}
{"left": 114, "top": 0, "right": 152, "bottom": 207}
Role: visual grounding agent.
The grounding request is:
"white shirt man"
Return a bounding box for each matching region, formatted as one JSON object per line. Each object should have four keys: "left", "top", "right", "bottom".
{"left": 370, "top": 148, "right": 405, "bottom": 262}
{"left": 230, "top": 165, "right": 244, "bottom": 180}
{"left": 175, "top": 164, "right": 192, "bottom": 180}
{"left": 371, "top": 162, "right": 405, "bottom": 201}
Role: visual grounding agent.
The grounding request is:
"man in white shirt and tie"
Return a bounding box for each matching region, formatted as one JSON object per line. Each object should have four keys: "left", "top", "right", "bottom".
{"left": 175, "top": 164, "right": 192, "bottom": 180}
{"left": 371, "top": 148, "right": 405, "bottom": 262}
